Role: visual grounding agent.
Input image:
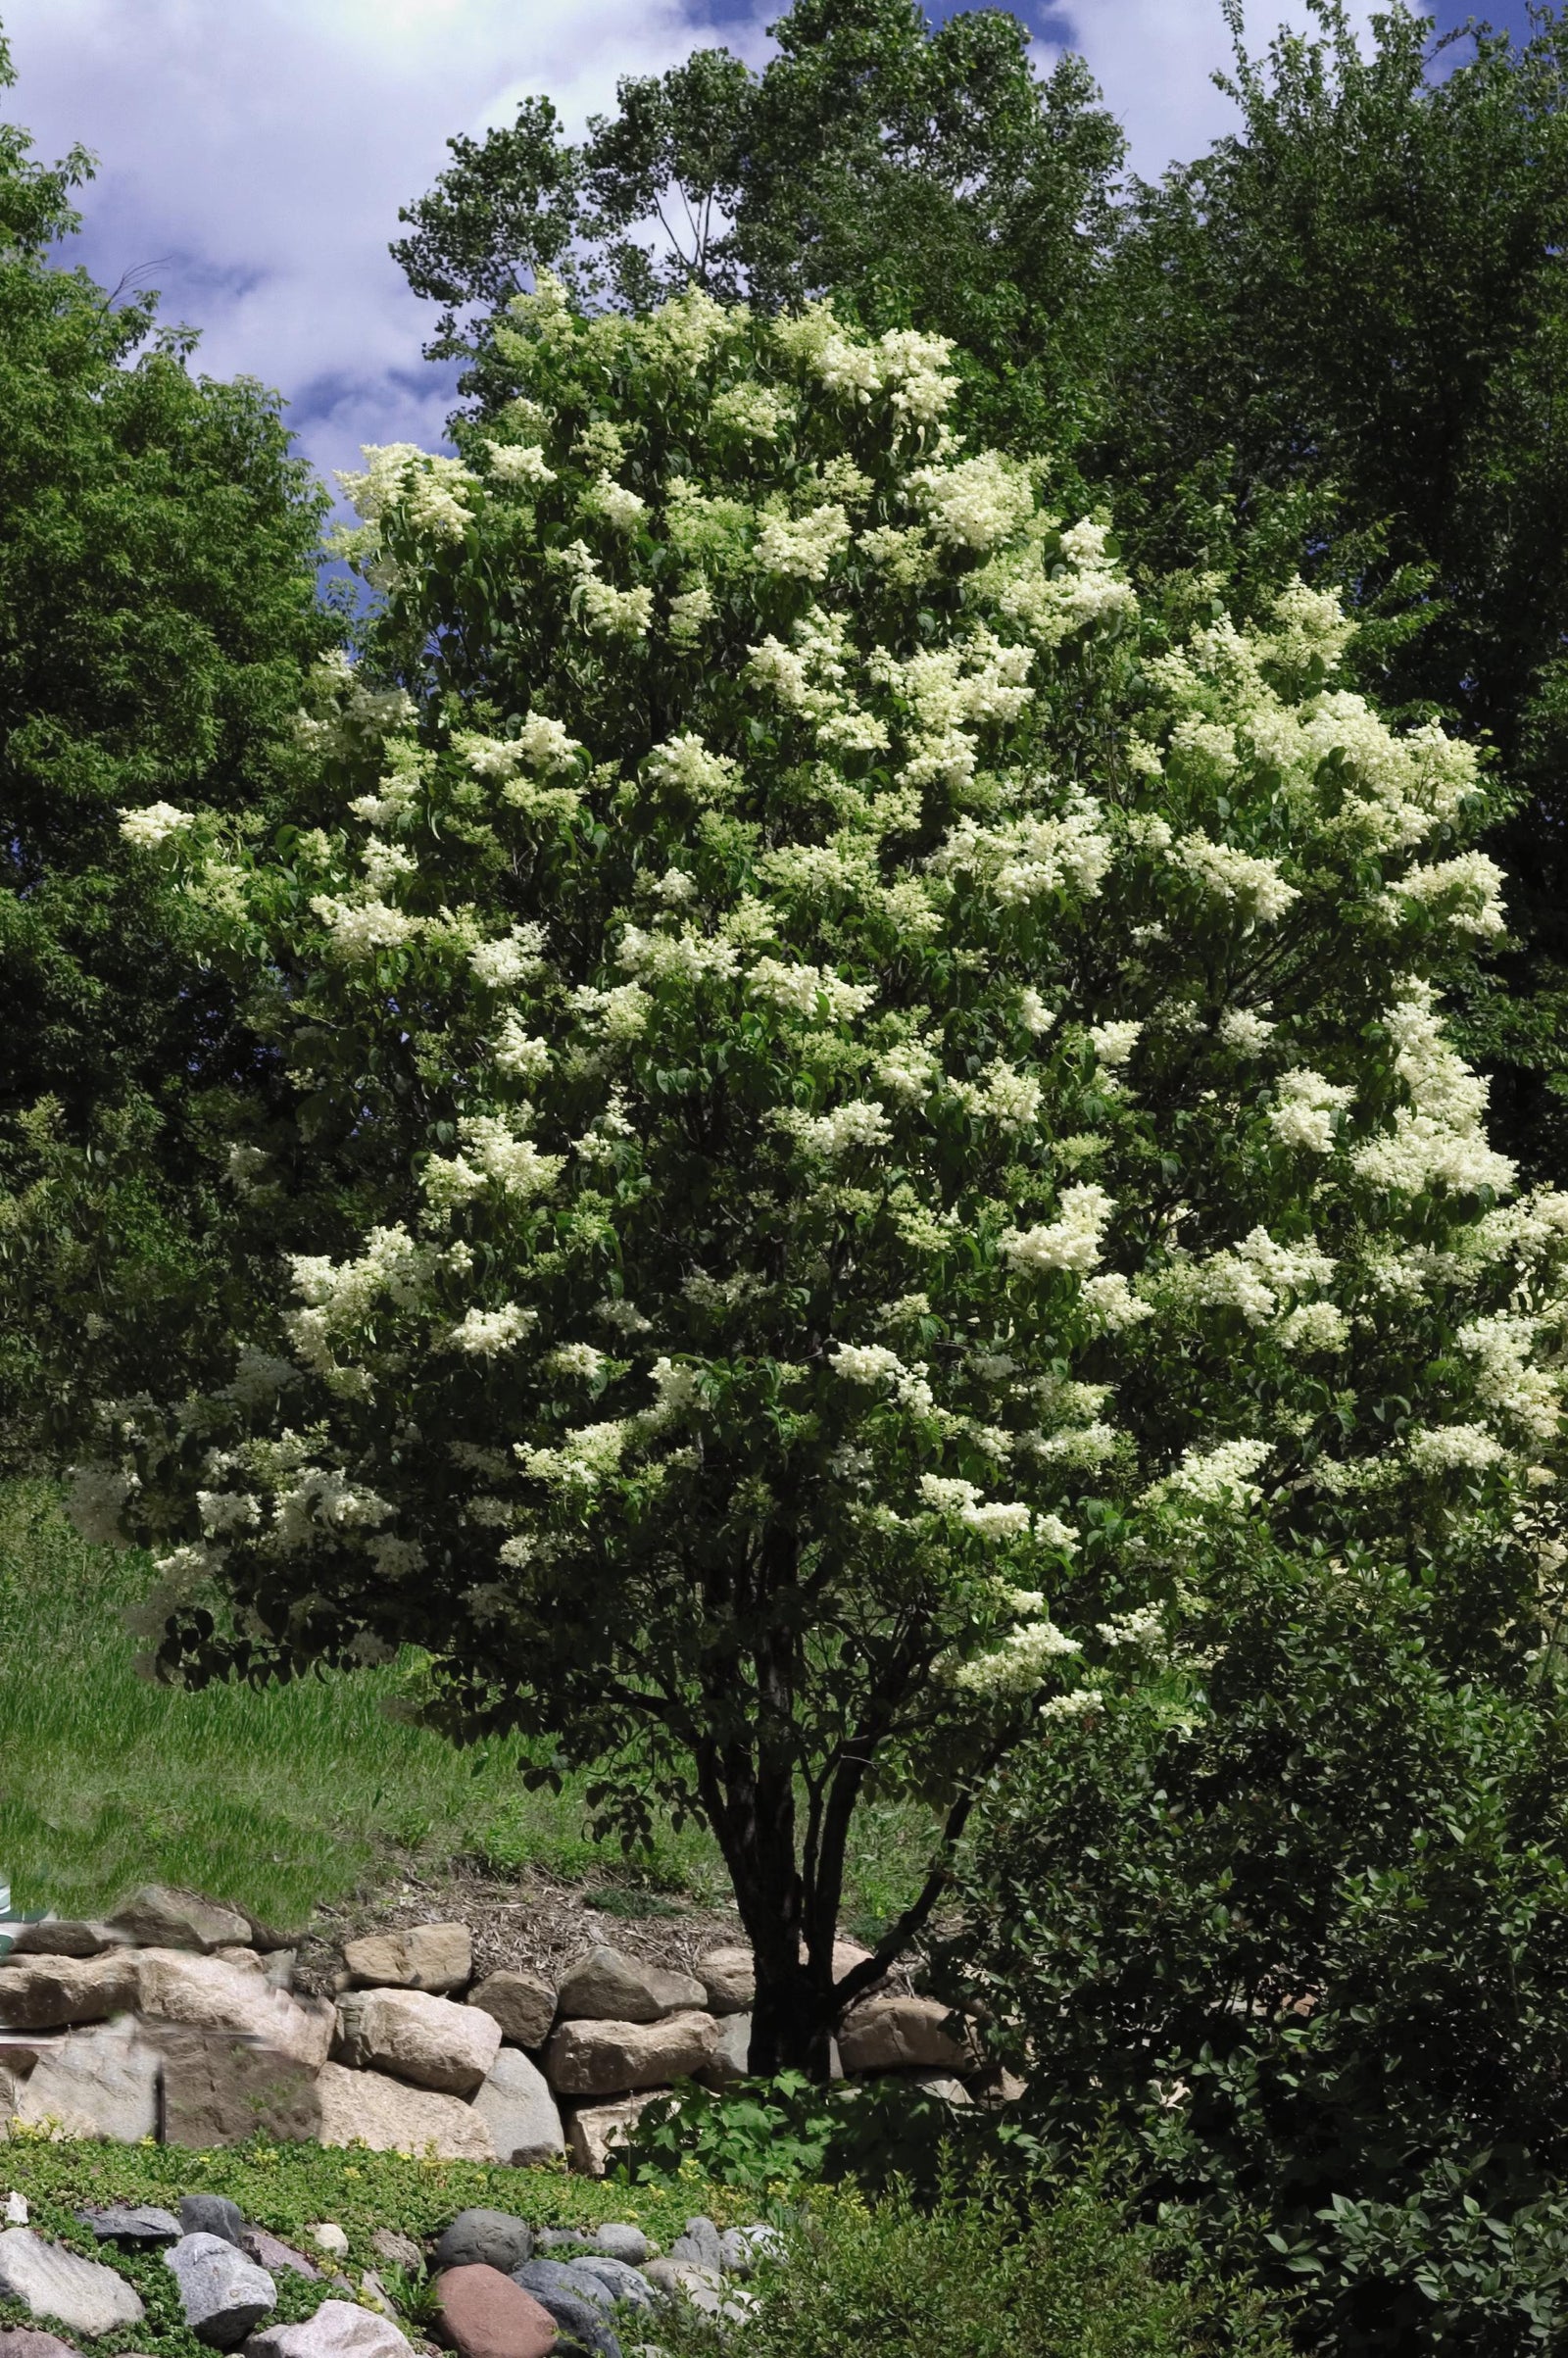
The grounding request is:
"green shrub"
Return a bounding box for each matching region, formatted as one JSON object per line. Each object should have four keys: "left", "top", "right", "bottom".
{"left": 950, "top": 1554, "right": 1568, "bottom": 2354}
{"left": 651, "top": 2172, "right": 1289, "bottom": 2358}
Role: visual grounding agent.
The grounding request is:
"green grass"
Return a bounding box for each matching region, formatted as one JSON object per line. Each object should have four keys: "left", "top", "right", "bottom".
{"left": 0, "top": 1483, "right": 935, "bottom": 1935}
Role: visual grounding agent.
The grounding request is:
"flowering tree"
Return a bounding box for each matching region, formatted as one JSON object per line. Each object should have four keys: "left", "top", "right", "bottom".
{"left": 75, "top": 285, "right": 1568, "bottom": 2073}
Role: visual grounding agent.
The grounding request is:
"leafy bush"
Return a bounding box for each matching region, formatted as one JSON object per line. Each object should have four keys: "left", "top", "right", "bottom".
{"left": 950, "top": 1550, "right": 1568, "bottom": 2354}
{"left": 650, "top": 2171, "right": 1289, "bottom": 2358}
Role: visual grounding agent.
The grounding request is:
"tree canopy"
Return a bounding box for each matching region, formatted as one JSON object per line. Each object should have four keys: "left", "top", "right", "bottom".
{"left": 72, "top": 288, "right": 1568, "bottom": 2071}
{"left": 0, "top": 36, "right": 334, "bottom": 1463}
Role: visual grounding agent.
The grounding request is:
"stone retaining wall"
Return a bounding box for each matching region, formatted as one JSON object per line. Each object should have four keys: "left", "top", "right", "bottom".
{"left": 0, "top": 1888, "right": 993, "bottom": 2173}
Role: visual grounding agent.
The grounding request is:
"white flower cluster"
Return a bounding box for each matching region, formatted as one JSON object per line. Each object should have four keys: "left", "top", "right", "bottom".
{"left": 930, "top": 796, "right": 1114, "bottom": 907}
{"left": 749, "top": 958, "right": 877, "bottom": 1025}
{"left": 1170, "top": 832, "right": 1298, "bottom": 924}
{"left": 1002, "top": 1185, "right": 1113, "bottom": 1279}
{"left": 907, "top": 452, "right": 1035, "bottom": 552}
{"left": 755, "top": 502, "right": 852, "bottom": 581}
{"left": 1269, "top": 1068, "right": 1355, "bottom": 1154}
{"left": 338, "top": 444, "right": 477, "bottom": 544}
{"left": 119, "top": 802, "right": 194, "bottom": 850}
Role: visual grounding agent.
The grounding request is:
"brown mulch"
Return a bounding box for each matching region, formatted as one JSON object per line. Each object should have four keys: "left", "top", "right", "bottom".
{"left": 291, "top": 1846, "right": 918, "bottom": 2002}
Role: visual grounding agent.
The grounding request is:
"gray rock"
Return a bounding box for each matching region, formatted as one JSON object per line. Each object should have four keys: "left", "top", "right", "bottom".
{"left": 718, "top": 2225, "right": 784, "bottom": 2277}
{"left": 106, "top": 1886, "right": 252, "bottom": 1952}
{"left": 261, "top": 1951, "right": 296, "bottom": 1993}
{"left": 556, "top": 1947, "right": 706, "bottom": 2025}
{"left": 470, "top": 2045, "right": 564, "bottom": 2167}
{"left": 591, "top": 2226, "right": 650, "bottom": 2266}
{"left": 12, "top": 2019, "right": 159, "bottom": 2141}
{"left": 466, "top": 1970, "right": 556, "bottom": 2051}
{"left": 179, "top": 2196, "right": 248, "bottom": 2249}
{"left": 76, "top": 2205, "right": 181, "bottom": 2247}
{"left": 0, "top": 2229, "right": 146, "bottom": 2337}
{"left": 368, "top": 2231, "right": 422, "bottom": 2275}
{"left": 514, "top": 2259, "right": 613, "bottom": 2313}
{"left": 239, "top": 2232, "right": 318, "bottom": 2283}
{"left": 568, "top": 2257, "right": 655, "bottom": 2311}
{"left": 641, "top": 2258, "right": 723, "bottom": 2315}
{"left": 432, "top": 2211, "right": 533, "bottom": 2275}
{"left": 700, "top": 2014, "right": 751, "bottom": 2088}
{"left": 0, "top": 2333, "right": 80, "bottom": 2358}
{"left": 534, "top": 2228, "right": 588, "bottom": 2250}
{"left": 668, "top": 2219, "right": 722, "bottom": 2276}
{"left": 244, "top": 2299, "right": 414, "bottom": 2358}
{"left": 165, "top": 2234, "right": 276, "bottom": 2348}
{"left": 904, "top": 2070, "right": 972, "bottom": 2104}
{"left": 511, "top": 2267, "right": 621, "bottom": 2357}
{"left": 543, "top": 2011, "right": 719, "bottom": 2097}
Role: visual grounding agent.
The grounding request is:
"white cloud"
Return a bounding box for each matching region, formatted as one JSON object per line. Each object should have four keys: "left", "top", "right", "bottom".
{"left": 1, "top": 0, "right": 770, "bottom": 491}
{"left": 0, "top": 0, "right": 1380, "bottom": 504}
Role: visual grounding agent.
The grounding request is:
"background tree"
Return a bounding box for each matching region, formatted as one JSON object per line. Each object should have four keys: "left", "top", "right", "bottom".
{"left": 0, "top": 38, "right": 335, "bottom": 1465}
{"left": 71, "top": 288, "right": 1568, "bottom": 2075}
{"left": 1096, "top": 0, "right": 1568, "bottom": 1178}
{"left": 391, "top": 0, "right": 1123, "bottom": 450}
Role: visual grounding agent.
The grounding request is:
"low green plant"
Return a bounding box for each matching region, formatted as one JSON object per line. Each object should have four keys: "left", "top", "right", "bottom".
{"left": 649, "top": 2169, "right": 1290, "bottom": 2358}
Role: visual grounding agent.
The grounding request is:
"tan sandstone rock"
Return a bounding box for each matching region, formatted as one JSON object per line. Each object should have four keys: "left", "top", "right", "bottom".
{"left": 555, "top": 1945, "right": 706, "bottom": 2024}
{"left": 10, "top": 2019, "right": 160, "bottom": 2141}
{"left": 341, "top": 1926, "right": 470, "bottom": 1993}
{"left": 563, "top": 2090, "right": 667, "bottom": 2177}
{"left": 0, "top": 1952, "right": 139, "bottom": 2031}
{"left": 543, "top": 2009, "right": 719, "bottom": 2097}
{"left": 316, "top": 2063, "right": 496, "bottom": 2162}
{"left": 150, "top": 2025, "right": 323, "bottom": 2148}
{"left": 836, "top": 1993, "right": 976, "bottom": 2074}
{"left": 333, "top": 1989, "right": 500, "bottom": 2096}
{"left": 137, "top": 1950, "right": 333, "bottom": 2070}
{"left": 106, "top": 1887, "right": 253, "bottom": 1952}
{"left": 465, "top": 1970, "right": 556, "bottom": 2050}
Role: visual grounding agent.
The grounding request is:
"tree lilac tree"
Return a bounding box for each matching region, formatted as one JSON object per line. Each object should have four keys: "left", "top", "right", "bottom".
{"left": 72, "top": 287, "right": 1568, "bottom": 2072}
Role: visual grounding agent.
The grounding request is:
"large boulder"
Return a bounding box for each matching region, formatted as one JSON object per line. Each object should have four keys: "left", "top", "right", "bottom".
{"left": 837, "top": 1992, "right": 976, "bottom": 2074}
{"left": 469, "top": 2047, "right": 564, "bottom": 2167}
{"left": 246, "top": 2302, "right": 414, "bottom": 2358}
{"left": 693, "top": 1946, "right": 753, "bottom": 2015}
{"left": 563, "top": 2091, "right": 665, "bottom": 2177}
{"left": 341, "top": 1926, "right": 470, "bottom": 1993}
{"left": 11, "top": 2019, "right": 159, "bottom": 2140}
{"left": 0, "top": 1953, "right": 138, "bottom": 2030}
{"left": 0, "top": 2333, "right": 78, "bottom": 2358}
{"left": 152, "top": 2024, "right": 323, "bottom": 2148}
{"left": 568, "top": 2255, "right": 655, "bottom": 2310}
{"left": 509, "top": 2265, "right": 620, "bottom": 2358}
{"left": 106, "top": 1886, "right": 252, "bottom": 1952}
{"left": 136, "top": 1950, "right": 332, "bottom": 2070}
{"left": 165, "top": 2235, "right": 276, "bottom": 2349}
{"left": 333, "top": 1989, "right": 500, "bottom": 2095}
{"left": 465, "top": 1971, "right": 555, "bottom": 2050}
{"left": 544, "top": 2009, "right": 718, "bottom": 2097}
{"left": 432, "top": 2264, "right": 556, "bottom": 2358}
{"left": 315, "top": 2061, "right": 496, "bottom": 2161}
{"left": 0, "top": 2230, "right": 146, "bottom": 2336}
{"left": 555, "top": 1945, "right": 706, "bottom": 2024}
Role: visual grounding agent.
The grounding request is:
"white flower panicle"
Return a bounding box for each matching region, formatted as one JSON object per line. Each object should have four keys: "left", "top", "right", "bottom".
{"left": 120, "top": 802, "right": 194, "bottom": 850}
{"left": 1002, "top": 1185, "right": 1113, "bottom": 1279}
{"left": 1269, "top": 1068, "right": 1355, "bottom": 1154}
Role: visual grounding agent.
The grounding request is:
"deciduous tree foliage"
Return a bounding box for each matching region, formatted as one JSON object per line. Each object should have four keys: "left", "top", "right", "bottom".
{"left": 390, "top": 0, "right": 1123, "bottom": 451}
{"left": 1098, "top": 0, "right": 1568, "bottom": 1181}
{"left": 0, "top": 42, "right": 333, "bottom": 1463}
{"left": 74, "top": 291, "right": 1568, "bottom": 2072}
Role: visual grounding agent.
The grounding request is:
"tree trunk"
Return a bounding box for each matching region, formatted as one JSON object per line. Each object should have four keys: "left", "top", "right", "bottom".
{"left": 748, "top": 1949, "right": 838, "bottom": 2079}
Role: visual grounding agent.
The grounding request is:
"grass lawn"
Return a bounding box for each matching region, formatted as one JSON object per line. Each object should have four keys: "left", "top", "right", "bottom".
{"left": 0, "top": 1483, "right": 933, "bottom": 1939}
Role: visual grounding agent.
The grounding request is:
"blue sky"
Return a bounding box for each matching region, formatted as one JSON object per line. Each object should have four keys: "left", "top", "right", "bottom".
{"left": 0, "top": 0, "right": 1537, "bottom": 496}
